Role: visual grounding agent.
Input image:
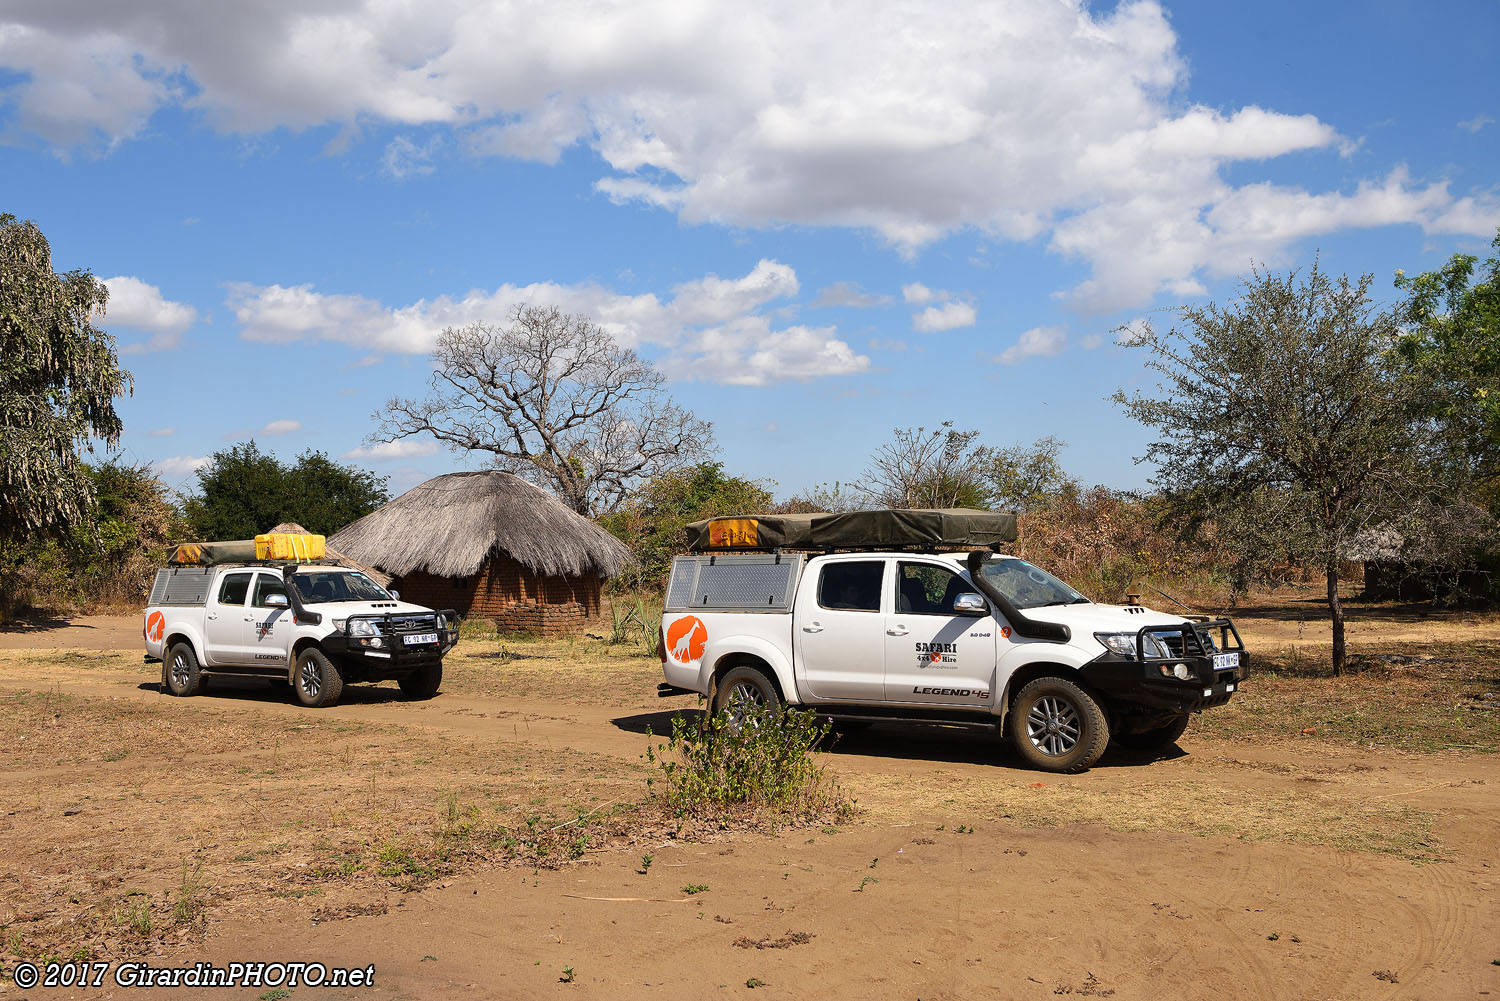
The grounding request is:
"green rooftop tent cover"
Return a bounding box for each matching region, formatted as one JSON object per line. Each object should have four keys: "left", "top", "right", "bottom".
{"left": 683, "top": 508, "right": 1018, "bottom": 552}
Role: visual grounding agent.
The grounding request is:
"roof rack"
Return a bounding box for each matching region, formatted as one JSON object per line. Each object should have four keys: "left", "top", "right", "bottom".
{"left": 682, "top": 508, "right": 1017, "bottom": 554}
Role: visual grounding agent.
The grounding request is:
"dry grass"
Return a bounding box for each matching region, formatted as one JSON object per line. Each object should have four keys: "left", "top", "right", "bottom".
{"left": 844, "top": 754, "right": 1447, "bottom": 862}
{"left": 0, "top": 687, "right": 649, "bottom": 966}
{"left": 1196, "top": 641, "right": 1500, "bottom": 753}
{"left": 442, "top": 632, "right": 662, "bottom": 704}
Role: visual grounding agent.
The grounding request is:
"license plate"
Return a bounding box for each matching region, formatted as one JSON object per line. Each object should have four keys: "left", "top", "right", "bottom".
{"left": 1213, "top": 652, "right": 1239, "bottom": 670}
{"left": 404, "top": 633, "right": 438, "bottom": 645}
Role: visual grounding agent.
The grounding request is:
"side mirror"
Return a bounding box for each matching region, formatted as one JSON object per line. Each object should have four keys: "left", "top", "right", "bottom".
{"left": 389, "top": 589, "right": 400, "bottom": 601}
{"left": 952, "top": 593, "right": 989, "bottom": 616}
{"left": 264, "top": 593, "right": 289, "bottom": 608}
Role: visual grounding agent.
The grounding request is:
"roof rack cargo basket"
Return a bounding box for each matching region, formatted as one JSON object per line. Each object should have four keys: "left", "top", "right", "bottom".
{"left": 683, "top": 508, "right": 1017, "bottom": 553}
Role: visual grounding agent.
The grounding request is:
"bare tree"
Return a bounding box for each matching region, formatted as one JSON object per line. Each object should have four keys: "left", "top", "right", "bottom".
{"left": 373, "top": 305, "right": 713, "bottom": 516}
{"left": 864, "top": 423, "right": 988, "bottom": 509}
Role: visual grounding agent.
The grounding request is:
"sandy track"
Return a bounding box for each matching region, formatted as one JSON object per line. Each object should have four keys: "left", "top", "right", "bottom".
{"left": 3, "top": 641, "right": 1499, "bottom": 1000}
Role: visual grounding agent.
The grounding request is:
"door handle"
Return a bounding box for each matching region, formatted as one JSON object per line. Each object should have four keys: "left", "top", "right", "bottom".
{"left": 887, "top": 626, "right": 909, "bottom": 636}
{"left": 802, "top": 623, "right": 824, "bottom": 633}
{"left": 243, "top": 615, "right": 254, "bottom": 622}
{"left": 207, "top": 613, "right": 217, "bottom": 620}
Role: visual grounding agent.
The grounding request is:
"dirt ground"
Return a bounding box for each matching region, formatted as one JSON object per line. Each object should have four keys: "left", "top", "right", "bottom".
{"left": 1, "top": 592, "right": 1497, "bottom": 1000}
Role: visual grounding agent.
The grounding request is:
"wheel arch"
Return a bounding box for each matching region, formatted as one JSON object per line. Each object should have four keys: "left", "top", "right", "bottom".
{"left": 164, "top": 632, "right": 202, "bottom": 665}
{"left": 707, "top": 646, "right": 792, "bottom": 704}
{"left": 1001, "top": 661, "right": 1087, "bottom": 718}
{"left": 289, "top": 636, "right": 323, "bottom": 683}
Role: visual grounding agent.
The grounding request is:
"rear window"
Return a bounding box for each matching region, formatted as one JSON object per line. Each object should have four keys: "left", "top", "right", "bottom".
{"left": 817, "top": 561, "right": 883, "bottom": 612}
{"left": 217, "top": 572, "right": 252, "bottom": 606}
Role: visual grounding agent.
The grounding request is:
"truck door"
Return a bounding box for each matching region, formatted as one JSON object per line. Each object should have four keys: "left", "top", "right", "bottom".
{"left": 205, "top": 570, "right": 254, "bottom": 666}
{"left": 883, "top": 561, "right": 998, "bottom": 707}
{"left": 792, "top": 557, "right": 890, "bottom": 703}
{"left": 247, "top": 572, "right": 293, "bottom": 668}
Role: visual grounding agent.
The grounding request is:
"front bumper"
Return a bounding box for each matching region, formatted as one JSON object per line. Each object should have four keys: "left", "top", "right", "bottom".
{"left": 1082, "top": 653, "right": 1250, "bottom": 712}
{"left": 325, "top": 610, "right": 459, "bottom": 678}
{"left": 1081, "top": 618, "right": 1250, "bottom": 713}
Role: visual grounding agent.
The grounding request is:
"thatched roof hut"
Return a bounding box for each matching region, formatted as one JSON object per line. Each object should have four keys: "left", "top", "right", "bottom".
{"left": 327, "top": 471, "right": 632, "bottom": 632}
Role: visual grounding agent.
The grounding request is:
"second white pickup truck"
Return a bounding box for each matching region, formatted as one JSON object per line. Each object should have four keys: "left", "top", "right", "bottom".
{"left": 657, "top": 510, "right": 1249, "bottom": 773}
{"left": 143, "top": 539, "right": 457, "bottom": 708}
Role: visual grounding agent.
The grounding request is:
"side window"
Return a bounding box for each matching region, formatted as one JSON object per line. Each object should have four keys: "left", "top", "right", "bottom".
{"left": 252, "top": 573, "right": 288, "bottom": 608}
{"left": 897, "top": 563, "right": 967, "bottom": 615}
{"left": 817, "top": 561, "right": 884, "bottom": 612}
{"left": 217, "top": 572, "right": 252, "bottom": 606}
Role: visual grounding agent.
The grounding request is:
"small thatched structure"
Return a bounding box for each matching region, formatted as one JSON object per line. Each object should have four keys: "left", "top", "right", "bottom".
{"left": 327, "top": 471, "right": 633, "bottom": 633}
{"left": 266, "top": 522, "right": 392, "bottom": 588}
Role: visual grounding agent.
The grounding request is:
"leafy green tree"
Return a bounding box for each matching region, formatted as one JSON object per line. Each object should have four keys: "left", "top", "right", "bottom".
{"left": 0, "top": 214, "right": 131, "bottom": 543}
{"left": 284, "top": 450, "right": 392, "bottom": 536}
{"left": 981, "top": 435, "right": 1074, "bottom": 512}
{"left": 601, "top": 462, "right": 773, "bottom": 587}
{"left": 183, "top": 443, "right": 390, "bottom": 539}
{"left": 1394, "top": 228, "right": 1500, "bottom": 490}
{"left": 1114, "top": 265, "right": 1443, "bottom": 675}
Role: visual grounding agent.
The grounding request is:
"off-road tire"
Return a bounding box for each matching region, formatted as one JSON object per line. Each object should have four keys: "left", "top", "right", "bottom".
{"left": 398, "top": 663, "right": 443, "bottom": 700}
{"left": 1007, "top": 676, "right": 1110, "bottom": 773}
{"left": 1115, "top": 713, "right": 1190, "bottom": 752}
{"left": 711, "top": 665, "right": 782, "bottom": 729}
{"left": 164, "top": 642, "right": 207, "bottom": 697}
{"left": 294, "top": 647, "right": 343, "bottom": 708}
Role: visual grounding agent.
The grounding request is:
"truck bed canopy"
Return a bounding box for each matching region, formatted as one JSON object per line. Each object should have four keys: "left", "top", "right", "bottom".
{"left": 683, "top": 508, "right": 1018, "bottom": 552}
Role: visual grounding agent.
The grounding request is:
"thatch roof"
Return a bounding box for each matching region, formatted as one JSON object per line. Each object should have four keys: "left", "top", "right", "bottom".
{"left": 326, "top": 471, "right": 634, "bottom": 579}
{"left": 267, "top": 522, "right": 393, "bottom": 587}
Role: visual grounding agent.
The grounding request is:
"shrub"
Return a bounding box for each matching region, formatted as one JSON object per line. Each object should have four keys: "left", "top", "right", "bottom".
{"left": 645, "top": 707, "right": 851, "bottom": 827}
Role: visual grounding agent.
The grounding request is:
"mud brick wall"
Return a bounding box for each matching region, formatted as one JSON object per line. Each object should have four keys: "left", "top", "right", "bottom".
{"left": 392, "top": 551, "right": 602, "bottom": 634}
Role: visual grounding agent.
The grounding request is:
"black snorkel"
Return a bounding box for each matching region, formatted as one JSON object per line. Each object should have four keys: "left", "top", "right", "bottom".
{"left": 965, "top": 550, "right": 1070, "bottom": 642}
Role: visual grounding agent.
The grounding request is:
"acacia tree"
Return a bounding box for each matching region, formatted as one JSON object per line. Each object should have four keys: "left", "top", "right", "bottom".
{"left": 1114, "top": 265, "right": 1442, "bottom": 676}
{"left": 0, "top": 214, "right": 131, "bottom": 544}
{"left": 374, "top": 305, "right": 712, "bottom": 516}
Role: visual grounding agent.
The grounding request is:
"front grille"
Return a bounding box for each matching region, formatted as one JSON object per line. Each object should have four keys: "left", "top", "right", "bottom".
{"left": 1155, "top": 630, "right": 1207, "bottom": 657}
{"left": 376, "top": 615, "right": 437, "bottom": 634}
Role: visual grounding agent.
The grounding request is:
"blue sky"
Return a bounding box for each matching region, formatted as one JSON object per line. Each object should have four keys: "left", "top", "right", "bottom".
{"left": 3, "top": 0, "right": 1497, "bottom": 504}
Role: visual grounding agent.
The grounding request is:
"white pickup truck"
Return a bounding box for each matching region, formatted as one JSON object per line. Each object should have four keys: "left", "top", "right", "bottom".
{"left": 143, "top": 559, "right": 457, "bottom": 708}
{"left": 657, "top": 510, "right": 1249, "bottom": 773}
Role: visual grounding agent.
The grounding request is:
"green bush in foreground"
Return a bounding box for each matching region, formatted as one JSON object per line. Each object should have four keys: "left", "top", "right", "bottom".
{"left": 645, "top": 706, "right": 852, "bottom": 827}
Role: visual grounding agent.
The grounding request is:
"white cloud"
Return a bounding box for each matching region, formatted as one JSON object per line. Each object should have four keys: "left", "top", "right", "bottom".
{"left": 101, "top": 276, "right": 198, "bottom": 352}
{"left": 381, "top": 134, "right": 440, "bottom": 179}
{"left": 149, "top": 427, "right": 175, "bottom": 436}
{"left": 154, "top": 455, "right": 208, "bottom": 480}
{"left": 223, "top": 418, "right": 302, "bottom": 440}
{"left": 342, "top": 440, "right": 440, "bottom": 461}
{"left": 902, "top": 282, "right": 946, "bottom": 305}
{"left": 1080, "top": 333, "right": 1104, "bottom": 350}
{"left": 810, "top": 281, "right": 888, "bottom": 309}
{"left": 912, "top": 301, "right": 976, "bottom": 333}
{"left": 226, "top": 259, "right": 866, "bottom": 385}
{"left": 9, "top": 1, "right": 1496, "bottom": 307}
{"left": 997, "top": 326, "right": 1066, "bottom": 365}
{"left": 1458, "top": 115, "right": 1494, "bottom": 134}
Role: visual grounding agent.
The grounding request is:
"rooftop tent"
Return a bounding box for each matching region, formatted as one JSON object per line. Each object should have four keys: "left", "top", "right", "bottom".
{"left": 684, "top": 508, "right": 1018, "bottom": 552}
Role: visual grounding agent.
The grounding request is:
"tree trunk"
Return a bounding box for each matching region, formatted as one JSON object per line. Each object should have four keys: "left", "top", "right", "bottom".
{"left": 1326, "top": 556, "right": 1345, "bottom": 677}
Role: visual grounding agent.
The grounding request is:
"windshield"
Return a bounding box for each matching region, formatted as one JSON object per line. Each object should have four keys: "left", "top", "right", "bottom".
{"left": 977, "top": 558, "right": 1088, "bottom": 610}
{"left": 294, "top": 571, "right": 392, "bottom": 604}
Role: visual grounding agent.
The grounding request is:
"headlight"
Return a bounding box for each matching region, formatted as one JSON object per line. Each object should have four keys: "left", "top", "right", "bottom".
{"left": 1095, "top": 631, "right": 1169, "bottom": 659}
{"left": 435, "top": 613, "right": 448, "bottom": 630}
{"left": 347, "top": 619, "right": 378, "bottom": 637}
